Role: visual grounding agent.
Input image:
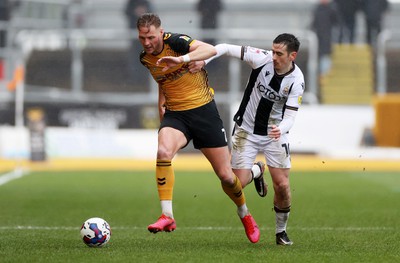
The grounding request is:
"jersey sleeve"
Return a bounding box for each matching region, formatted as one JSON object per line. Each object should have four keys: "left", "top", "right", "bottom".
{"left": 204, "top": 43, "right": 241, "bottom": 64}
{"left": 164, "top": 32, "right": 195, "bottom": 54}
{"left": 280, "top": 75, "right": 305, "bottom": 134}
{"left": 286, "top": 77, "right": 305, "bottom": 109}
{"left": 241, "top": 46, "right": 270, "bottom": 69}
{"left": 205, "top": 44, "right": 269, "bottom": 69}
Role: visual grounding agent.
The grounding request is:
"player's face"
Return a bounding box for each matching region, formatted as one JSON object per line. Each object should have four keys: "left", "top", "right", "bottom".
{"left": 138, "top": 25, "right": 164, "bottom": 55}
{"left": 272, "top": 43, "right": 297, "bottom": 74}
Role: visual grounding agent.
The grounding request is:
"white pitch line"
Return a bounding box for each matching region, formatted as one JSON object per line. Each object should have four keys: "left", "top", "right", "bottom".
{"left": 0, "top": 168, "right": 29, "bottom": 186}
{"left": 0, "top": 226, "right": 395, "bottom": 231}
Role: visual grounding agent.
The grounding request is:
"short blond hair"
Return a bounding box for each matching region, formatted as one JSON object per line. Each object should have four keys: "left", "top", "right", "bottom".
{"left": 136, "top": 13, "right": 161, "bottom": 29}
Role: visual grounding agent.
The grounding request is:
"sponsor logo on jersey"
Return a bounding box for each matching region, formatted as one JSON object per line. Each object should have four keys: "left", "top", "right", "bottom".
{"left": 298, "top": 96, "right": 303, "bottom": 105}
{"left": 155, "top": 64, "right": 190, "bottom": 83}
{"left": 179, "top": 36, "right": 191, "bottom": 42}
{"left": 257, "top": 82, "right": 282, "bottom": 102}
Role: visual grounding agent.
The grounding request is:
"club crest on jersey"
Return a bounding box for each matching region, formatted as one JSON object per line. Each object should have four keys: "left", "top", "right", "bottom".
{"left": 283, "top": 86, "right": 290, "bottom": 96}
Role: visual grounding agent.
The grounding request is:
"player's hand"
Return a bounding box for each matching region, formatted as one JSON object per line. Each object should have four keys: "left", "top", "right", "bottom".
{"left": 159, "top": 104, "right": 166, "bottom": 122}
{"left": 156, "top": 56, "right": 182, "bottom": 72}
{"left": 268, "top": 125, "right": 281, "bottom": 141}
{"left": 188, "top": 61, "right": 205, "bottom": 73}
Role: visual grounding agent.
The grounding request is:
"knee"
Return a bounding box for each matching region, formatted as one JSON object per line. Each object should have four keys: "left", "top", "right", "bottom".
{"left": 157, "top": 146, "right": 174, "bottom": 160}
{"left": 217, "top": 168, "right": 235, "bottom": 186}
{"left": 275, "top": 181, "right": 291, "bottom": 198}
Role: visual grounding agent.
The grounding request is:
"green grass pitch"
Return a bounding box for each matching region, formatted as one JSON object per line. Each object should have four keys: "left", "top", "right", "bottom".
{"left": 0, "top": 169, "right": 399, "bottom": 262}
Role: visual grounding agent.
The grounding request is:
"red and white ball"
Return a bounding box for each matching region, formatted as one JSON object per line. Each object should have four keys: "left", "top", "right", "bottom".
{"left": 80, "top": 217, "right": 111, "bottom": 247}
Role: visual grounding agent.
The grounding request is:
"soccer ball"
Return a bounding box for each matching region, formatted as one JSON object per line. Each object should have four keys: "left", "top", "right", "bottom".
{"left": 80, "top": 217, "right": 111, "bottom": 247}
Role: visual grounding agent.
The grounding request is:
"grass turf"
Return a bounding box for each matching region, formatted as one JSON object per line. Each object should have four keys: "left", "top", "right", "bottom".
{"left": 0, "top": 170, "right": 399, "bottom": 262}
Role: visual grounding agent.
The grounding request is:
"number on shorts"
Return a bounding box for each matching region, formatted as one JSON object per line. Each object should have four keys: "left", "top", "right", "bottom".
{"left": 221, "top": 128, "right": 227, "bottom": 142}
{"left": 281, "top": 143, "right": 290, "bottom": 157}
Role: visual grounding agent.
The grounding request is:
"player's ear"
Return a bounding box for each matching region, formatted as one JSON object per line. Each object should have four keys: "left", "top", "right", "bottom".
{"left": 159, "top": 27, "right": 164, "bottom": 35}
{"left": 290, "top": 51, "right": 297, "bottom": 61}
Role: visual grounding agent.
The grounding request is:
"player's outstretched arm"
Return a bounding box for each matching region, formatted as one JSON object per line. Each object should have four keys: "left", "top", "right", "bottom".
{"left": 204, "top": 43, "right": 242, "bottom": 65}
{"left": 157, "top": 41, "right": 216, "bottom": 72}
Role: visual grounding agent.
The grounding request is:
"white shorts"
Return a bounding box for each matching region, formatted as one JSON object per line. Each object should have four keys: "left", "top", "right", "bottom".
{"left": 231, "top": 126, "right": 291, "bottom": 169}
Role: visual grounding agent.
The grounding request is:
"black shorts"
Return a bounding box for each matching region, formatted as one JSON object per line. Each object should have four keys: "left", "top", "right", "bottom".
{"left": 160, "top": 100, "right": 228, "bottom": 149}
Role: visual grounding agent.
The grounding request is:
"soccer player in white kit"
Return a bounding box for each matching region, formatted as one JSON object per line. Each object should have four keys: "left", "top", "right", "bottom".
{"left": 157, "top": 33, "right": 304, "bottom": 245}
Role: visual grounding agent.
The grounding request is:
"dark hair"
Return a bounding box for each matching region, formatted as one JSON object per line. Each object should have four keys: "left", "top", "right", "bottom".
{"left": 273, "top": 33, "right": 300, "bottom": 53}
{"left": 136, "top": 13, "right": 161, "bottom": 29}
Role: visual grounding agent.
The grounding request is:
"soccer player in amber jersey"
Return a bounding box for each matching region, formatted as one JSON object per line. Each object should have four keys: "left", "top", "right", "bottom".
{"left": 159, "top": 33, "right": 305, "bottom": 246}
{"left": 137, "top": 13, "right": 262, "bottom": 243}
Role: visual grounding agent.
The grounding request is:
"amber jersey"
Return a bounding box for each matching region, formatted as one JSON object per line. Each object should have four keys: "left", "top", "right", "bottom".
{"left": 140, "top": 32, "right": 214, "bottom": 111}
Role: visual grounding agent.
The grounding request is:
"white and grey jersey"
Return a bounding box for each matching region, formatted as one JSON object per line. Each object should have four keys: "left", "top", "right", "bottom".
{"left": 234, "top": 46, "right": 305, "bottom": 136}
